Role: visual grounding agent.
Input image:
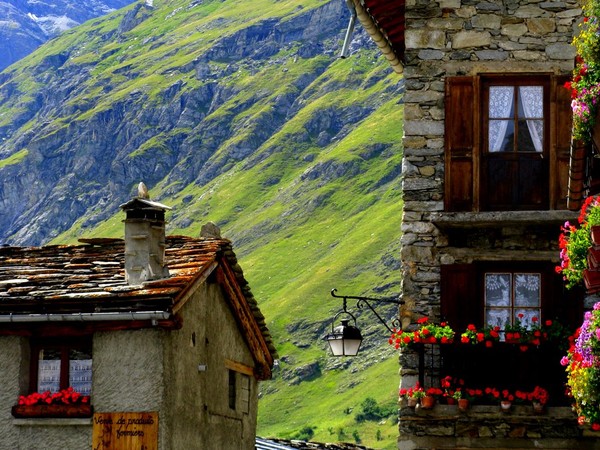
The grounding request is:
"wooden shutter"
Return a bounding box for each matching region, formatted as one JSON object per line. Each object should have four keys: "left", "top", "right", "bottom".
{"left": 553, "top": 75, "right": 576, "bottom": 210}
{"left": 441, "top": 264, "right": 480, "bottom": 331}
{"left": 542, "top": 263, "right": 584, "bottom": 331}
{"left": 445, "top": 76, "right": 476, "bottom": 212}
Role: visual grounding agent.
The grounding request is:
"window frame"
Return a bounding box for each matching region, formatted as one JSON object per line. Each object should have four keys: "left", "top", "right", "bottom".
{"left": 444, "top": 73, "right": 572, "bottom": 212}
{"left": 483, "top": 271, "right": 542, "bottom": 337}
{"left": 440, "top": 261, "right": 583, "bottom": 404}
{"left": 29, "top": 336, "right": 92, "bottom": 395}
{"left": 481, "top": 76, "right": 551, "bottom": 210}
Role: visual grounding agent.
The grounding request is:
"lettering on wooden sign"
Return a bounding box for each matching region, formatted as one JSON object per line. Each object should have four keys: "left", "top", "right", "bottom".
{"left": 92, "top": 412, "right": 158, "bottom": 450}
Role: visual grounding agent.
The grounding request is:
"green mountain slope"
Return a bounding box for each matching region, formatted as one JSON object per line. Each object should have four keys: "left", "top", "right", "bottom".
{"left": 0, "top": 0, "right": 404, "bottom": 447}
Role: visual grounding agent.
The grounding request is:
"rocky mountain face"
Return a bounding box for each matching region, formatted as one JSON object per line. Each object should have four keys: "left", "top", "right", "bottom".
{"left": 0, "top": 0, "right": 404, "bottom": 447}
{"left": 0, "top": 0, "right": 401, "bottom": 246}
{"left": 0, "top": 0, "right": 133, "bottom": 71}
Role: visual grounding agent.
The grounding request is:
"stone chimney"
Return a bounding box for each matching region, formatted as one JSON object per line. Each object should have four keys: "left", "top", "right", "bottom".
{"left": 120, "top": 182, "right": 171, "bottom": 285}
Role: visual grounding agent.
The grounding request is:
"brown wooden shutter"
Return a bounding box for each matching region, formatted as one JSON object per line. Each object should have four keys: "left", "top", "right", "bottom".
{"left": 445, "top": 76, "right": 476, "bottom": 211}
{"left": 542, "top": 263, "right": 584, "bottom": 332}
{"left": 441, "top": 264, "right": 480, "bottom": 331}
{"left": 553, "top": 75, "right": 576, "bottom": 210}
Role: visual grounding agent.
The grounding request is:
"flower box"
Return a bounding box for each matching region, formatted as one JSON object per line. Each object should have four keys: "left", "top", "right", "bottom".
{"left": 11, "top": 403, "right": 93, "bottom": 419}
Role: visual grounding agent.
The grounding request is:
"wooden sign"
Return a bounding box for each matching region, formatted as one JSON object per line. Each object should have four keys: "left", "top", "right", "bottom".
{"left": 92, "top": 412, "right": 158, "bottom": 450}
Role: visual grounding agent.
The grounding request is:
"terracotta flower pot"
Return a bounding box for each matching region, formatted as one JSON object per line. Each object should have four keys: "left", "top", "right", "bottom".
{"left": 407, "top": 397, "right": 419, "bottom": 408}
{"left": 532, "top": 401, "right": 545, "bottom": 415}
{"left": 500, "top": 400, "right": 512, "bottom": 413}
{"left": 11, "top": 403, "right": 93, "bottom": 418}
{"left": 421, "top": 395, "right": 436, "bottom": 409}
{"left": 458, "top": 398, "right": 470, "bottom": 412}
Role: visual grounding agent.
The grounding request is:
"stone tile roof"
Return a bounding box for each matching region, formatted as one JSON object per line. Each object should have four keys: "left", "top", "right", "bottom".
{"left": 0, "top": 235, "right": 277, "bottom": 377}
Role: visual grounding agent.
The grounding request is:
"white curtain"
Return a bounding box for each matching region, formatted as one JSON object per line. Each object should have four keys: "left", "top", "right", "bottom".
{"left": 519, "top": 86, "right": 543, "bottom": 152}
{"left": 488, "top": 86, "right": 514, "bottom": 152}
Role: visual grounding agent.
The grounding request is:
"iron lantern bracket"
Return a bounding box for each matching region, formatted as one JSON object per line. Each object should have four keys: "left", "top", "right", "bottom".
{"left": 330, "top": 288, "right": 404, "bottom": 333}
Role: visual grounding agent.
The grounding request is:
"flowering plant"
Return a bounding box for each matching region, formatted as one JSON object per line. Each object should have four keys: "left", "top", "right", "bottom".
{"left": 388, "top": 317, "right": 455, "bottom": 348}
{"left": 399, "top": 382, "right": 425, "bottom": 399}
{"left": 460, "top": 324, "right": 500, "bottom": 347}
{"left": 562, "top": 302, "right": 600, "bottom": 428}
{"left": 557, "top": 195, "right": 600, "bottom": 288}
{"left": 528, "top": 386, "right": 549, "bottom": 405}
{"left": 565, "top": 0, "right": 600, "bottom": 141}
{"left": 500, "top": 389, "right": 515, "bottom": 403}
{"left": 426, "top": 387, "right": 443, "bottom": 398}
{"left": 18, "top": 387, "right": 90, "bottom": 406}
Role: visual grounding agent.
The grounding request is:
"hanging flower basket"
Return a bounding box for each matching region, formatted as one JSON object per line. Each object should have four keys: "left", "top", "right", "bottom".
{"left": 12, "top": 403, "right": 93, "bottom": 418}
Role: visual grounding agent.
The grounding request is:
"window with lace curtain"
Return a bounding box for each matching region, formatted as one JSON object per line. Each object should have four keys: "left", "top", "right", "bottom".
{"left": 482, "top": 77, "right": 549, "bottom": 210}
{"left": 444, "top": 74, "right": 572, "bottom": 212}
{"left": 484, "top": 272, "right": 542, "bottom": 340}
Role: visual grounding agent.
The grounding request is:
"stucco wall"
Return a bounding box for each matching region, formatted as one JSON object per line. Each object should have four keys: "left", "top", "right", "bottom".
{"left": 163, "top": 279, "right": 259, "bottom": 450}
{"left": 0, "top": 278, "right": 261, "bottom": 449}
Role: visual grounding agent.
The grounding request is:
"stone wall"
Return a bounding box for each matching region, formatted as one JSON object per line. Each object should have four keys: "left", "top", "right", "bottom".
{"left": 399, "top": 405, "right": 600, "bottom": 450}
{"left": 398, "top": 0, "right": 586, "bottom": 447}
{"left": 401, "top": 0, "right": 579, "bottom": 326}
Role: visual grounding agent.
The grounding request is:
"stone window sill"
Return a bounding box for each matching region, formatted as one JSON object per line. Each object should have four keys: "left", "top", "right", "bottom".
{"left": 13, "top": 417, "right": 92, "bottom": 426}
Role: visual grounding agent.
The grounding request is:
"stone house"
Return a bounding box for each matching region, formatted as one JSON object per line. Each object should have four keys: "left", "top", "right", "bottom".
{"left": 343, "top": 0, "right": 600, "bottom": 448}
{"left": 0, "top": 192, "right": 277, "bottom": 449}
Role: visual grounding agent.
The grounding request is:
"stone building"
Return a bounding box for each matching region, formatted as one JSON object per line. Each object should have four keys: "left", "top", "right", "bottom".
{"left": 0, "top": 192, "right": 277, "bottom": 449}
{"left": 343, "top": 0, "right": 600, "bottom": 448}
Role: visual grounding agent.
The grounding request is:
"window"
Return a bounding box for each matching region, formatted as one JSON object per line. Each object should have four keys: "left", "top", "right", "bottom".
{"left": 440, "top": 262, "right": 583, "bottom": 404}
{"left": 444, "top": 74, "right": 572, "bottom": 212}
{"left": 484, "top": 272, "right": 541, "bottom": 338}
{"left": 30, "top": 337, "right": 92, "bottom": 395}
{"left": 228, "top": 369, "right": 251, "bottom": 413}
{"left": 228, "top": 370, "right": 236, "bottom": 410}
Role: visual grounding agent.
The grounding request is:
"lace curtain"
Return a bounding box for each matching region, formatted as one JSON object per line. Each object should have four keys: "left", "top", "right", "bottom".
{"left": 484, "top": 273, "right": 541, "bottom": 332}
{"left": 488, "top": 86, "right": 543, "bottom": 152}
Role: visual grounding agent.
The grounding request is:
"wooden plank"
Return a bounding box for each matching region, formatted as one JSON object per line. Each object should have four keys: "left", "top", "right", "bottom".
{"left": 92, "top": 412, "right": 158, "bottom": 450}
{"left": 225, "top": 358, "right": 255, "bottom": 377}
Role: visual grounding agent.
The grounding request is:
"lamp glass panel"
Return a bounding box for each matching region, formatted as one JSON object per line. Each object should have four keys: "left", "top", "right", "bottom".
{"left": 327, "top": 337, "right": 346, "bottom": 356}
{"left": 343, "top": 338, "right": 362, "bottom": 356}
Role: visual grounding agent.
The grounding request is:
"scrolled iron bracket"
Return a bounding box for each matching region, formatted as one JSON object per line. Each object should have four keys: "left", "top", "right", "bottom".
{"left": 330, "top": 288, "right": 404, "bottom": 333}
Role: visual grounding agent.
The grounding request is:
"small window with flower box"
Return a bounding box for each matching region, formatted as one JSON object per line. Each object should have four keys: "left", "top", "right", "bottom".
{"left": 12, "top": 336, "right": 93, "bottom": 419}
{"left": 440, "top": 261, "right": 582, "bottom": 405}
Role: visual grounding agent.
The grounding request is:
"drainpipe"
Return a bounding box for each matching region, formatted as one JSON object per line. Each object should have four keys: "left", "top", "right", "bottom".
{"left": 340, "top": 0, "right": 357, "bottom": 58}
{"left": 0, "top": 311, "right": 171, "bottom": 323}
{"left": 348, "top": 0, "right": 403, "bottom": 74}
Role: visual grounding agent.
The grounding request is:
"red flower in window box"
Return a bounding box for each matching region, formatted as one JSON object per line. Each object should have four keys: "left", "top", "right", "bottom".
{"left": 388, "top": 317, "right": 455, "bottom": 348}
{"left": 12, "top": 388, "right": 92, "bottom": 418}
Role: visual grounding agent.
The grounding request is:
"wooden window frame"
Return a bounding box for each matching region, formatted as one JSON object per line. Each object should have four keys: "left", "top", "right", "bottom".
{"left": 440, "top": 261, "right": 583, "bottom": 404}
{"left": 444, "top": 73, "right": 572, "bottom": 212}
{"left": 29, "top": 336, "right": 92, "bottom": 394}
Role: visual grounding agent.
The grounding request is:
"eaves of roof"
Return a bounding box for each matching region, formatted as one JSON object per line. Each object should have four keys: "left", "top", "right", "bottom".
{"left": 0, "top": 235, "right": 277, "bottom": 379}
{"left": 351, "top": 0, "right": 405, "bottom": 73}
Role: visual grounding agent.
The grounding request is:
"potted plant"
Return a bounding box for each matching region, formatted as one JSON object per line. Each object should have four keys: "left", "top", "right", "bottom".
{"left": 461, "top": 324, "right": 501, "bottom": 347}
{"left": 562, "top": 303, "right": 600, "bottom": 429}
{"left": 564, "top": 0, "right": 600, "bottom": 143}
{"left": 529, "top": 386, "right": 549, "bottom": 414}
{"left": 12, "top": 387, "right": 92, "bottom": 418}
{"left": 504, "top": 314, "right": 530, "bottom": 345}
{"left": 389, "top": 316, "right": 455, "bottom": 348}
{"left": 421, "top": 387, "right": 442, "bottom": 409}
{"left": 401, "top": 383, "right": 425, "bottom": 408}
{"left": 453, "top": 389, "right": 471, "bottom": 412}
{"left": 556, "top": 195, "right": 600, "bottom": 289}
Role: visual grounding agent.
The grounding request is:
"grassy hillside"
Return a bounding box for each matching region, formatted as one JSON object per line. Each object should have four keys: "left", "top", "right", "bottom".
{"left": 0, "top": 0, "right": 405, "bottom": 447}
